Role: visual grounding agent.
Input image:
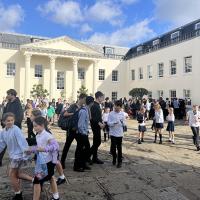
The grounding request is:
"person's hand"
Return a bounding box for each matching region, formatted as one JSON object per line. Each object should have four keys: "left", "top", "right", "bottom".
{"left": 99, "top": 122, "right": 105, "bottom": 129}
{"left": 184, "top": 121, "right": 188, "bottom": 126}
{"left": 37, "top": 147, "right": 45, "bottom": 152}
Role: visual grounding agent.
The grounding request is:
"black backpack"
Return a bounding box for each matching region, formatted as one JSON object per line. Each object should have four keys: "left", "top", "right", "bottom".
{"left": 58, "top": 111, "right": 70, "bottom": 130}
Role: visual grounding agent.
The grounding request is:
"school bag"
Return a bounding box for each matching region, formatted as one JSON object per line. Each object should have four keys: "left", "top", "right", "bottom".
{"left": 137, "top": 112, "right": 144, "bottom": 123}
{"left": 58, "top": 111, "right": 69, "bottom": 130}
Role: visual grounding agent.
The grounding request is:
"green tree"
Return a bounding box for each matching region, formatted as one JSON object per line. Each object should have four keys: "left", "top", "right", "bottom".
{"left": 78, "top": 85, "right": 88, "bottom": 95}
{"left": 129, "top": 88, "right": 148, "bottom": 99}
{"left": 30, "top": 84, "right": 49, "bottom": 99}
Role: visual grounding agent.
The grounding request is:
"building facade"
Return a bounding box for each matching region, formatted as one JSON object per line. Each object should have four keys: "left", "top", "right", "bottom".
{"left": 124, "top": 19, "right": 200, "bottom": 105}
{"left": 0, "top": 34, "right": 128, "bottom": 102}
{"left": 0, "top": 19, "right": 200, "bottom": 104}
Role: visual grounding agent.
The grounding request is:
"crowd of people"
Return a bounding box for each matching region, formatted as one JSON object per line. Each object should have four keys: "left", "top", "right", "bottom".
{"left": 0, "top": 89, "right": 199, "bottom": 200}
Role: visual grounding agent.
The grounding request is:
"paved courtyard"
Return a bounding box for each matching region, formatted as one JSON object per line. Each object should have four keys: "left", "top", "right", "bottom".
{"left": 1, "top": 120, "right": 200, "bottom": 200}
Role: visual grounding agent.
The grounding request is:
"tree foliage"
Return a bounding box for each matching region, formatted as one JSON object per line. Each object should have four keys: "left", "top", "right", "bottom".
{"left": 30, "top": 84, "right": 49, "bottom": 98}
{"left": 129, "top": 88, "right": 148, "bottom": 99}
{"left": 78, "top": 85, "right": 88, "bottom": 95}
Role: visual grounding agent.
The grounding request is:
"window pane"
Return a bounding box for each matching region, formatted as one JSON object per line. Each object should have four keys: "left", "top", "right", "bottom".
{"left": 99, "top": 69, "right": 105, "bottom": 80}
{"left": 139, "top": 67, "right": 143, "bottom": 79}
{"left": 7, "top": 63, "right": 16, "bottom": 76}
{"left": 147, "top": 65, "right": 152, "bottom": 79}
{"left": 78, "top": 68, "right": 85, "bottom": 80}
{"left": 158, "top": 63, "right": 164, "bottom": 77}
{"left": 112, "top": 70, "right": 118, "bottom": 81}
{"left": 170, "top": 60, "right": 176, "bottom": 75}
{"left": 184, "top": 56, "right": 192, "bottom": 73}
{"left": 57, "top": 72, "right": 64, "bottom": 89}
{"left": 170, "top": 90, "right": 176, "bottom": 98}
{"left": 35, "top": 65, "right": 43, "bottom": 77}
{"left": 112, "top": 92, "right": 117, "bottom": 101}
{"left": 131, "top": 70, "right": 135, "bottom": 80}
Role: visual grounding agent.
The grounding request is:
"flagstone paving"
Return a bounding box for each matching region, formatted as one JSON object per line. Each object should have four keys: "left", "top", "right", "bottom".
{"left": 1, "top": 120, "right": 200, "bottom": 200}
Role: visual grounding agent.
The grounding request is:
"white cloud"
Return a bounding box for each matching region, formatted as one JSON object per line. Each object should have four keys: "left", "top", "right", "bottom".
{"left": 0, "top": 3, "right": 24, "bottom": 32}
{"left": 87, "top": 0, "right": 123, "bottom": 26}
{"left": 38, "top": 0, "right": 83, "bottom": 26}
{"left": 154, "top": 0, "right": 200, "bottom": 27}
{"left": 80, "top": 23, "right": 93, "bottom": 34}
{"left": 86, "top": 19, "right": 155, "bottom": 46}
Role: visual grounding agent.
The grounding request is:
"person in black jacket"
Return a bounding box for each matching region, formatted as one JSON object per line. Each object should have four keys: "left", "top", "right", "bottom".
{"left": 90, "top": 91, "right": 105, "bottom": 164}
{"left": 0, "top": 89, "right": 23, "bottom": 166}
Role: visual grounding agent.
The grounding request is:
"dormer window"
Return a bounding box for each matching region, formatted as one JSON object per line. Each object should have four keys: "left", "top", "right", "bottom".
{"left": 153, "top": 39, "right": 160, "bottom": 46}
{"left": 195, "top": 22, "right": 200, "bottom": 30}
{"left": 104, "top": 47, "right": 114, "bottom": 55}
{"left": 171, "top": 31, "right": 180, "bottom": 39}
{"left": 137, "top": 46, "right": 143, "bottom": 52}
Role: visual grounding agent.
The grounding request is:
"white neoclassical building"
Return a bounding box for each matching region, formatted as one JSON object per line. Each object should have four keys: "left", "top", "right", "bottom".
{"left": 0, "top": 34, "right": 128, "bottom": 102}
{"left": 0, "top": 18, "right": 200, "bottom": 104}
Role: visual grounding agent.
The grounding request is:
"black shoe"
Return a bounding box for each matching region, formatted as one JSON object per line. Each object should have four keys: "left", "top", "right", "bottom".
{"left": 159, "top": 141, "right": 162, "bottom": 144}
{"left": 117, "top": 163, "right": 122, "bottom": 168}
{"left": 138, "top": 139, "right": 141, "bottom": 144}
{"left": 93, "top": 158, "right": 104, "bottom": 164}
{"left": 12, "top": 192, "right": 23, "bottom": 200}
{"left": 141, "top": 138, "right": 144, "bottom": 142}
{"left": 84, "top": 164, "right": 91, "bottom": 170}
{"left": 0, "top": 161, "right": 2, "bottom": 167}
{"left": 73, "top": 167, "right": 85, "bottom": 172}
{"left": 56, "top": 177, "right": 66, "bottom": 185}
{"left": 197, "top": 146, "right": 200, "bottom": 151}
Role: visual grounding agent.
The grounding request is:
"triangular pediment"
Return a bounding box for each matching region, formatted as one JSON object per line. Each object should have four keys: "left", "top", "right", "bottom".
{"left": 21, "top": 36, "right": 100, "bottom": 55}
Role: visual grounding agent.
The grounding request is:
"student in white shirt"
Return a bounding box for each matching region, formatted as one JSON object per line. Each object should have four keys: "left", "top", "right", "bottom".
{"left": 102, "top": 107, "right": 110, "bottom": 141}
{"left": 166, "top": 107, "right": 175, "bottom": 144}
{"left": 186, "top": 105, "right": 200, "bottom": 151}
{"left": 154, "top": 103, "right": 164, "bottom": 144}
{"left": 107, "top": 100, "right": 125, "bottom": 168}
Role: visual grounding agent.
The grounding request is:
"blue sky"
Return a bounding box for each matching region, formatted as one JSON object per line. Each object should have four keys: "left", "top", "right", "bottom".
{"left": 0, "top": 0, "right": 200, "bottom": 47}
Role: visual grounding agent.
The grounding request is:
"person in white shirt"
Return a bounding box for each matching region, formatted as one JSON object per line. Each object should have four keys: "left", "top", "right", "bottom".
{"left": 186, "top": 105, "right": 200, "bottom": 151}
{"left": 107, "top": 100, "right": 125, "bottom": 168}
{"left": 154, "top": 103, "right": 164, "bottom": 144}
{"left": 166, "top": 107, "right": 175, "bottom": 144}
{"left": 102, "top": 107, "right": 110, "bottom": 141}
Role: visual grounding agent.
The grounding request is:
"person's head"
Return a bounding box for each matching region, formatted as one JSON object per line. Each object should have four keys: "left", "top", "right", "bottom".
{"left": 95, "top": 91, "right": 104, "bottom": 103}
{"left": 154, "top": 102, "right": 161, "bottom": 111}
{"left": 33, "top": 116, "right": 48, "bottom": 133}
{"left": 86, "top": 96, "right": 94, "bottom": 108}
{"left": 104, "top": 107, "right": 110, "bottom": 113}
{"left": 6, "top": 89, "right": 17, "bottom": 101}
{"left": 78, "top": 93, "right": 87, "bottom": 106}
{"left": 2, "top": 112, "right": 15, "bottom": 128}
{"left": 114, "top": 100, "right": 123, "bottom": 112}
{"left": 27, "top": 103, "right": 33, "bottom": 109}
{"left": 105, "top": 97, "right": 109, "bottom": 102}
{"left": 140, "top": 106, "right": 146, "bottom": 113}
{"left": 58, "top": 98, "right": 62, "bottom": 103}
{"left": 31, "top": 109, "right": 42, "bottom": 122}
{"left": 168, "top": 107, "right": 174, "bottom": 114}
{"left": 192, "top": 105, "right": 199, "bottom": 112}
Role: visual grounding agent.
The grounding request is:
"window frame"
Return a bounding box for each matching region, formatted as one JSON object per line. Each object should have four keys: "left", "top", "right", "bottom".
{"left": 169, "top": 90, "right": 176, "bottom": 99}
{"left": 158, "top": 63, "right": 164, "bottom": 78}
{"left": 6, "top": 62, "right": 16, "bottom": 76}
{"left": 131, "top": 69, "right": 135, "bottom": 80}
{"left": 112, "top": 70, "right": 118, "bottom": 82}
{"left": 57, "top": 71, "right": 65, "bottom": 90}
{"left": 138, "top": 67, "right": 143, "bottom": 80}
{"left": 98, "top": 69, "right": 105, "bottom": 81}
{"left": 170, "top": 60, "right": 177, "bottom": 75}
{"left": 78, "top": 68, "right": 85, "bottom": 80}
{"left": 147, "top": 65, "right": 153, "bottom": 79}
{"left": 184, "top": 56, "right": 192, "bottom": 73}
{"left": 195, "top": 22, "right": 200, "bottom": 30}
{"left": 171, "top": 31, "right": 180, "bottom": 39}
{"left": 111, "top": 92, "right": 118, "bottom": 102}
{"left": 34, "top": 64, "right": 43, "bottom": 78}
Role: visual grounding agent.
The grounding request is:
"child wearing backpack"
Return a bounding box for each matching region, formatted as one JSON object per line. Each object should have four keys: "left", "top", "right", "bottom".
{"left": 0, "top": 112, "right": 32, "bottom": 200}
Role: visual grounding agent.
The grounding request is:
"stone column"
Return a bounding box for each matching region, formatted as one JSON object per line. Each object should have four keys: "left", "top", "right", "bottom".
{"left": 24, "top": 53, "right": 32, "bottom": 100}
{"left": 49, "top": 56, "right": 56, "bottom": 101}
{"left": 93, "top": 60, "right": 98, "bottom": 95}
{"left": 72, "top": 58, "right": 79, "bottom": 101}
